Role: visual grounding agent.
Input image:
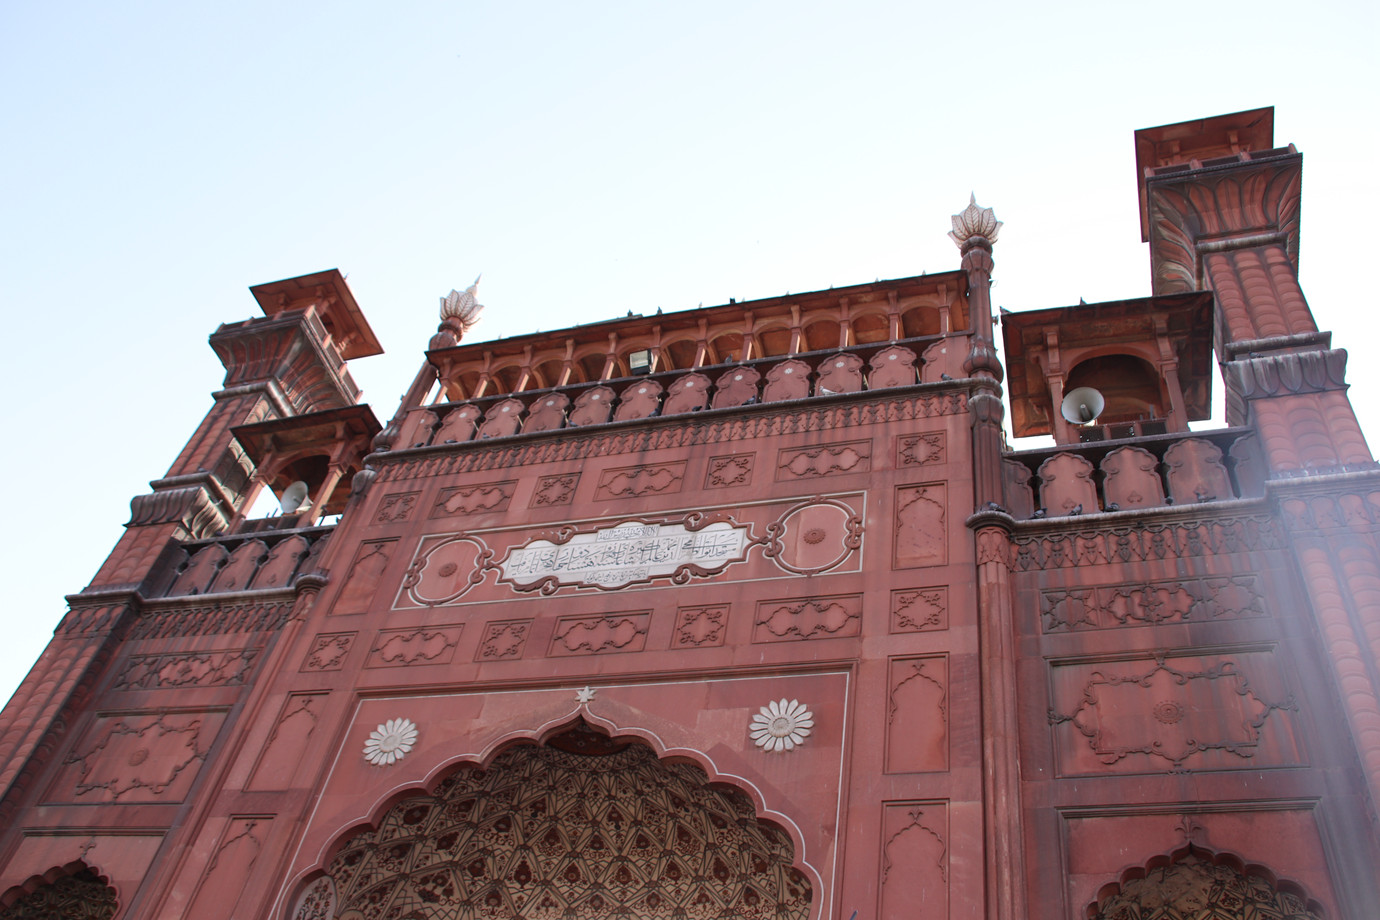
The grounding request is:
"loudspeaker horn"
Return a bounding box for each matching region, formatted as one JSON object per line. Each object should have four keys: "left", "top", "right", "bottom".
{"left": 279, "top": 480, "right": 311, "bottom": 514}
{"left": 1061, "top": 386, "right": 1105, "bottom": 425}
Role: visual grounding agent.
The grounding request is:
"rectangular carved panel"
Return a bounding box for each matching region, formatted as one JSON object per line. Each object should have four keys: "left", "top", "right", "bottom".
{"left": 706, "top": 453, "right": 755, "bottom": 489}
{"left": 753, "top": 594, "right": 862, "bottom": 643}
{"left": 775, "top": 440, "right": 871, "bottom": 480}
{"left": 530, "top": 473, "right": 579, "bottom": 508}
{"left": 1041, "top": 574, "right": 1267, "bottom": 632}
{"left": 50, "top": 710, "right": 227, "bottom": 803}
{"left": 1049, "top": 649, "right": 1303, "bottom": 776}
{"left": 300, "top": 632, "right": 356, "bottom": 672}
{"left": 896, "top": 431, "right": 946, "bottom": 467}
{"left": 247, "top": 693, "right": 327, "bottom": 791}
{"left": 183, "top": 816, "right": 272, "bottom": 920}
{"left": 431, "top": 481, "right": 516, "bottom": 518}
{"left": 894, "top": 483, "right": 947, "bottom": 568}
{"left": 375, "top": 490, "right": 421, "bottom": 524}
{"left": 671, "top": 604, "right": 729, "bottom": 648}
{"left": 114, "top": 648, "right": 260, "bottom": 690}
{"left": 594, "top": 461, "right": 687, "bottom": 500}
{"left": 879, "top": 801, "right": 948, "bottom": 920}
{"left": 891, "top": 586, "right": 948, "bottom": 633}
{"left": 333, "top": 539, "right": 397, "bottom": 613}
{"left": 367, "top": 626, "right": 464, "bottom": 667}
{"left": 885, "top": 656, "right": 949, "bottom": 773}
{"left": 475, "top": 619, "right": 533, "bottom": 661}
{"left": 549, "top": 612, "right": 651, "bottom": 656}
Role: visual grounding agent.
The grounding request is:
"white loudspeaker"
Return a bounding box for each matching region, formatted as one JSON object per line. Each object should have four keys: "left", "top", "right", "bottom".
{"left": 279, "top": 480, "right": 311, "bottom": 514}
{"left": 1061, "top": 386, "right": 1105, "bottom": 425}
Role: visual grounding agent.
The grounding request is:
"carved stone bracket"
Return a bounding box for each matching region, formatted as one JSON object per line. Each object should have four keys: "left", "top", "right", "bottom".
{"left": 1224, "top": 349, "right": 1348, "bottom": 398}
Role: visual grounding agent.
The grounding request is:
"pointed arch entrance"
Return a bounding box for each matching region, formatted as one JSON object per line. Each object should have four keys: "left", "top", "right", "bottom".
{"left": 0, "top": 866, "right": 118, "bottom": 920}
{"left": 1090, "top": 846, "right": 1323, "bottom": 920}
{"left": 299, "top": 725, "right": 812, "bottom": 919}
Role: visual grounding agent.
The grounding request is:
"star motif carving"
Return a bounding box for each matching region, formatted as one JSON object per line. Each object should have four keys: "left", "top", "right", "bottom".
{"left": 576, "top": 686, "right": 597, "bottom": 703}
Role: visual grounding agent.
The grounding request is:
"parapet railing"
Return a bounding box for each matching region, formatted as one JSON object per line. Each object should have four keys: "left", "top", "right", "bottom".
{"left": 401, "top": 333, "right": 963, "bottom": 449}
{"left": 1003, "top": 427, "right": 1264, "bottom": 520}
{"left": 151, "top": 524, "right": 334, "bottom": 598}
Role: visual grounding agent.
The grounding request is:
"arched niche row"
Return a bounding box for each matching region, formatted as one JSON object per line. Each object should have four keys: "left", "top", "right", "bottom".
{"left": 1088, "top": 844, "right": 1324, "bottom": 920}
{"left": 0, "top": 864, "right": 117, "bottom": 920}
{"left": 289, "top": 723, "right": 812, "bottom": 920}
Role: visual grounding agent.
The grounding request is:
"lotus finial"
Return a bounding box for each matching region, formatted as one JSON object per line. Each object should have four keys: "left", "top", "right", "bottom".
{"left": 948, "top": 194, "right": 1001, "bottom": 249}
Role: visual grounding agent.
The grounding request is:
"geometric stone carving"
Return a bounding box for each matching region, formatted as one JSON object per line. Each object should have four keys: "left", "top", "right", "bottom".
{"left": 431, "top": 481, "right": 515, "bottom": 518}
{"left": 301, "top": 633, "right": 355, "bottom": 671}
{"left": 754, "top": 594, "right": 862, "bottom": 642}
{"left": 531, "top": 473, "right": 579, "bottom": 507}
{"left": 671, "top": 604, "right": 728, "bottom": 648}
{"left": 891, "top": 587, "right": 948, "bottom": 633}
{"left": 705, "top": 454, "right": 754, "bottom": 489}
{"left": 897, "top": 431, "right": 946, "bottom": 467}
{"left": 0, "top": 867, "right": 118, "bottom": 920}
{"left": 549, "top": 613, "right": 651, "bottom": 656}
{"left": 54, "top": 711, "right": 226, "bottom": 803}
{"left": 894, "top": 484, "right": 946, "bottom": 568}
{"left": 880, "top": 802, "right": 948, "bottom": 920}
{"left": 1100, "top": 445, "right": 1165, "bottom": 509}
{"left": 1164, "top": 437, "right": 1235, "bottom": 504}
{"left": 1049, "top": 651, "right": 1298, "bottom": 774}
{"left": 867, "top": 344, "right": 918, "bottom": 389}
{"left": 476, "top": 619, "right": 532, "bottom": 661}
{"left": 1091, "top": 851, "right": 1321, "bottom": 920}
{"left": 374, "top": 491, "right": 420, "bottom": 525}
{"left": 776, "top": 441, "right": 871, "bottom": 480}
{"left": 114, "top": 648, "right": 260, "bottom": 690}
{"left": 333, "top": 540, "right": 395, "bottom": 613}
{"left": 885, "top": 656, "right": 948, "bottom": 773}
{"left": 1041, "top": 575, "right": 1266, "bottom": 632}
{"left": 318, "top": 741, "right": 811, "bottom": 919}
{"left": 595, "top": 461, "right": 687, "bottom": 500}
{"left": 367, "top": 626, "right": 463, "bottom": 668}
{"left": 1036, "top": 452, "right": 1098, "bottom": 516}
{"left": 761, "top": 358, "right": 811, "bottom": 402}
{"left": 184, "top": 817, "right": 270, "bottom": 920}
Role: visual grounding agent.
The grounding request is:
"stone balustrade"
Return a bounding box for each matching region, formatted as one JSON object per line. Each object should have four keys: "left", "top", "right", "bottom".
{"left": 400, "top": 335, "right": 961, "bottom": 450}
{"left": 155, "top": 525, "right": 333, "bottom": 598}
{"left": 1003, "top": 428, "right": 1265, "bottom": 519}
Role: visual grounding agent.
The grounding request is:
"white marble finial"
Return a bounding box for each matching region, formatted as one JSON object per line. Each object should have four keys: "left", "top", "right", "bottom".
{"left": 440, "top": 274, "right": 484, "bottom": 330}
{"left": 948, "top": 194, "right": 1001, "bottom": 249}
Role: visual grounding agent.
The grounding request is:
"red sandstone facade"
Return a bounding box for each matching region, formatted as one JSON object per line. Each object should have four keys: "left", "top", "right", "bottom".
{"left": 1, "top": 109, "right": 1377, "bottom": 919}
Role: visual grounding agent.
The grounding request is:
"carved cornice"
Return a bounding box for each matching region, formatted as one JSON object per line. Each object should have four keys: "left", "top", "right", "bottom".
{"left": 127, "top": 485, "right": 227, "bottom": 538}
{"left": 376, "top": 389, "right": 968, "bottom": 484}
{"left": 1008, "top": 512, "right": 1283, "bottom": 572}
{"left": 1223, "top": 349, "right": 1348, "bottom": 398}
{"left": 1146, "top": 152, "right": 1301, "bottom": 296}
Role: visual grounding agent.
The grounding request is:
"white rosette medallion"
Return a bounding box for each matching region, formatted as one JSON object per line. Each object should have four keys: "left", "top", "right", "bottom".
{"left": 749, "top": 699, "right": 814, "bottom": 753}
{"left": 363, "top": 717, "right": 419, "bottom": 766}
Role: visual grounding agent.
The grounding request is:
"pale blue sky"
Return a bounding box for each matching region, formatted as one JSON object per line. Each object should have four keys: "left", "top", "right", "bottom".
{"left": 2, "top": 1, "right": 1376, "bottom": 701}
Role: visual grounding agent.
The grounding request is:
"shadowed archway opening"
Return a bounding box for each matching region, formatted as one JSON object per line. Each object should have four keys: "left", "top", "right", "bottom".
{"left": 301, "top": 723, "right": 812, "bottom": 919}
{"left": 0, "top": 865, "right": 117, "bottom": 920}
{"left": 1089, "top": 844, "right": 1323, "bottom": 920}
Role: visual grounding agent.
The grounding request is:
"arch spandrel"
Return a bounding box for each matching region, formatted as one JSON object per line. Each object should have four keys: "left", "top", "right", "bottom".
{"left": 281, "top": 677, "right": 847, "bottom": 919}
{"left": 0, "top": 864, "right": 118, "bottom": 919}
